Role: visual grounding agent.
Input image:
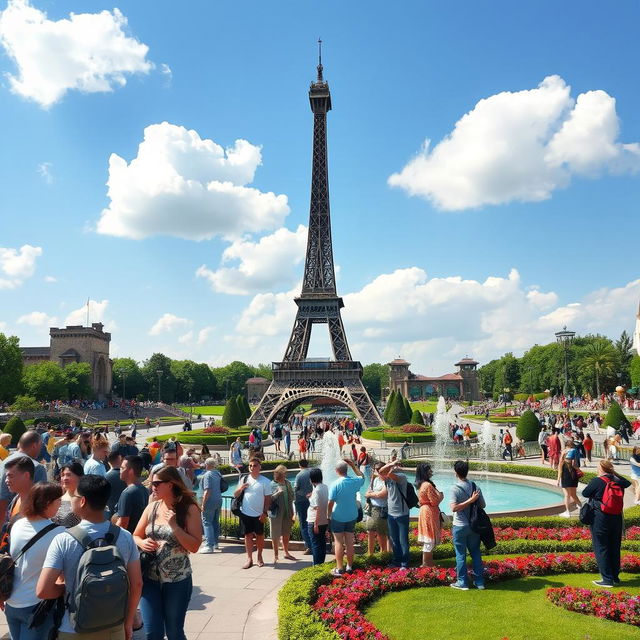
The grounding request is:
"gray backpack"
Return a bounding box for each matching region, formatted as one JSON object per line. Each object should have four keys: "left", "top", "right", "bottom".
{"left": 67, "top": 524, "right": 129, "bottom": 633}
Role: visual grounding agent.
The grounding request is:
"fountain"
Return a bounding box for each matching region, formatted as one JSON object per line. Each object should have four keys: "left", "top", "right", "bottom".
{"left": 478, "top": 419, "right": 503, "bottom": 459}
{"left": 432, "top": 396, "right": 454, "bottom": 467}
{"left": 318, "top": 429, "right": 343, "bottom": 488}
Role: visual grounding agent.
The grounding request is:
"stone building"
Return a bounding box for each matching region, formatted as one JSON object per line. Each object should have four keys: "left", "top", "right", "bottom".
{"left": 245, "top": 377, "right": 271, "bottom": 404}
{"left": 387, "top": 357, "right": 481, "bottom": 402}
{"left": 21, "top": 323, "right": 112, "bottom": 398}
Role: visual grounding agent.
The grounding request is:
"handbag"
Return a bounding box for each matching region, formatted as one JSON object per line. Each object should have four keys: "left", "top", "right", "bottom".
{"left": 575, "top": 467, "right": 584, "bottom": 479}
{"left": 231, "top": 475, "right": 248, "bottom": 517}
{"left": 140, "top": 503, "right": 159, "bottom": 577}
{"left": 439, "top": 511, "right": 451, "bottom": 525}
{"left": 356, "top": 504, "right": 364, "bottom": 523}
{"left": 579, "top": 499, "right": 595, "bottom": 525}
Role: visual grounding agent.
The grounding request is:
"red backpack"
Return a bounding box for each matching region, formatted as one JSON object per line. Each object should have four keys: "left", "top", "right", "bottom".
{"left": 600, "top": 476, "right": 624, "bottom": 515}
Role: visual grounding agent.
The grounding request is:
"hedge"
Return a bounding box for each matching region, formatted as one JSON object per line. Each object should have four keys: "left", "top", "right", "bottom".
{"left": 363, "top": 428, "right": 435, "bottom": 443}
{"left": 603, "top": 401, "right": 632, "bottom": 431}
{"left": 3, "top": 416, "right": 26, "bottom": 446}
{"left": 517, "top": 410, "right": 541, "bottom": 441}
{"left": 151, "top": 427, "right": 264, "bottom": 445}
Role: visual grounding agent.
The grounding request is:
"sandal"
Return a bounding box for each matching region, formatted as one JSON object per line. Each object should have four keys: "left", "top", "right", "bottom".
{"left": 284, "top": 554, "right": 297, "bottom": 561}
{"left": 242, "top": 560, "right": 253, "bottom": 570}
{"left": 257, "top": 558, "right": 265, "bottom": 567}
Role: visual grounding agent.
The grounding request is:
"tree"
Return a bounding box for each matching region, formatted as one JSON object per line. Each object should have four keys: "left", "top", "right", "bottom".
{"left": 9, "top": 395, "right": 40, "bottom": 412}
{"left": 211, "top": 361, "right": 255, "bottom": 400}
{"left": 578, "top": 338, "right": 617, "bottom": 396}
{"left": 362, "top": 363, "right": 389, "bottom": 402}
{"left": 22, "top": 362, "right": 67, "bottom": 400}
{"left": 253, "top": 363, "right": 273, "bottom": 381}
{"left": 112, "top": 358, "right": 146, "bottom": 399}
{"left": 517, "top": 410, "right": 541, "bottom": 442}
{"left": 410, "top": 409, "right": 424, "bottom": 425}
{"left": 403, "top": 396, "right": 412, "bottom": 424}
{"left": 221, "top": 396, "right": 244, "bottom": 428}
{"left": 0, "top": 333, "right": 23, "bottom": 403}
{"left": 631, "top": 355, "right": 640, "bottom": 388}
{"left": 602, "top": 401, "right": 631, "bottom": 432}
{"left": 141, "top": 353, "right": 176, "bottom": 403}
{"left": 63, "top": 362, "right": 93, "bottom": 399}
{"left": 615, "top": 330, "right": 634, "bottom": 386}
{"left": 383, "top": 390, "right": 396, "bottom": 423}
{"left": 3, "top": 415, "right": 26, "bottom": 446}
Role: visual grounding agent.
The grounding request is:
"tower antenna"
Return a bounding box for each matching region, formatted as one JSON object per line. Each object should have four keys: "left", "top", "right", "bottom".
{"left": 317, "top": 37, "right": 323, "bottom": 81}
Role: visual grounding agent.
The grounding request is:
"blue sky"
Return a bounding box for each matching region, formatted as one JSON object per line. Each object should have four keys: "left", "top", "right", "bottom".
{"left": 1, "top": 0, "right": 639, "bottom": 376}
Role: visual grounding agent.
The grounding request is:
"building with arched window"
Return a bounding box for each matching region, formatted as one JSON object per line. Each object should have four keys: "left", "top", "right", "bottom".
{"left": 21, "top": 323, "right": 112, "bottom": 398}
{"left": 387, "top": 357, "right": 481, "bottom": 402}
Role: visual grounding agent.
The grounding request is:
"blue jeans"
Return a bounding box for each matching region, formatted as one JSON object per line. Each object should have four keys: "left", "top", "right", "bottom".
{"left": 452, "top": 524, "right": 484, "bottom": 587}
{"left": 387, "top": 514, "right": 410, "bottom": 568}
{"left": 202, "top": 506, "right": 221, "bottom": 548}
{"left": 308, "top": 522, "right": 328, "bottom": 565}
{"left": 5, "top": 602, "right": 55, "bottom": 640}
{"left": 140, "top": 576, "right": 193, "bottom": 640}
{"left": 295, "top": 499, "right": 311, "bottom": 550}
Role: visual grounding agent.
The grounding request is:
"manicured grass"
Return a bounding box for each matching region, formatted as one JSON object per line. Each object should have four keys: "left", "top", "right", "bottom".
{"left": 409, "top": 401, "right": 438, "bottom": 412}
{"left": 365, "top": 572, "right": 640, "bottom": 640}
{"left": 363, "top": 427, "right": 435, "bottom": 443}
{"left": 177, "top": 405, "right": 226, "bottom": 415}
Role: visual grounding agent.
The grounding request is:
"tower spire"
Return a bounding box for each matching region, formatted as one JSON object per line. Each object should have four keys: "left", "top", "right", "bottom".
{"left": 317, "top": 37, "right": 323, "bottom": 82}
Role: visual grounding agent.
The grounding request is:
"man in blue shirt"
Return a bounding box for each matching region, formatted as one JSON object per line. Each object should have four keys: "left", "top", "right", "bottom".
{"left": 327, "top": 459, "right": 364, "bottom": 576}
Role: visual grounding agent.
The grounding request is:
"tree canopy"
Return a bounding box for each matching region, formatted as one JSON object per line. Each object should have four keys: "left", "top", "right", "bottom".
{"left": 0, "top": 333, "right": 23, "bottom": 403}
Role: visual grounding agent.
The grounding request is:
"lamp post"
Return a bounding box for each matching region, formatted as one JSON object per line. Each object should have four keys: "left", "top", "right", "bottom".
{"left": 503, "top": 387, "right": 510, "bottom": 414}
{"left": 555, "top": 326, "right": 575, "bottom": 397}
{"left": 121, "top": 371, "right": 127, "bottom": 403}
{"left": 156, "top": 369, "right": 163, "bottom": 404}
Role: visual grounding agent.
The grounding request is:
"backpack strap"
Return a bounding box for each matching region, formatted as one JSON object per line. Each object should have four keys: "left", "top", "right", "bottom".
{"left": 13, "top": 522, "right": 59, "bottom": 563}
{"left": 68, "top": 523, "right": 121, "bottom": 550}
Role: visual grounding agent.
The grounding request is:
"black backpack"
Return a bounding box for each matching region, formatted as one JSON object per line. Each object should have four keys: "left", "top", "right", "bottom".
{"left": 396, "top": 480, "right": 419, "bottom": 510}
{"left": 468, "top": 482, "right": 496, "bottom": 550}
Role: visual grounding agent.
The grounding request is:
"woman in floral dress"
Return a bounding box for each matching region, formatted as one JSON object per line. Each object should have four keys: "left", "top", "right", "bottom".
{"left": 415, "top": 462, "right": 443, "bottom": 567}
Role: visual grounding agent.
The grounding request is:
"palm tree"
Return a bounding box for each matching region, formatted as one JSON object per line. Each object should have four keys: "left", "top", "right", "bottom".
{"left": 580, "top": 339, "right": 617, "bottom": 397}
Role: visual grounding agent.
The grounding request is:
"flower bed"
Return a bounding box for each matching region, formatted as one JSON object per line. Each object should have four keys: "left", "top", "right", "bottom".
{"left": 313, "top": 554, "right": 640, "bottom": 640}
{"left": 202, "top": 425, "right": 230, "bottom": 434}
{"left": 547, "top": 586, "right": 640, "bottom": 626}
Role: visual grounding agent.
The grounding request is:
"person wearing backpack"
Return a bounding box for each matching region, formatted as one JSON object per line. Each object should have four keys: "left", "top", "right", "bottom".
{"left": 581, "top": 459, "right": 631, "bottom": 587}
{"left": 37, "top": 475, "right": 143, "bottom": 640}
{"left": 378, "top": 460, "right": 413, "bottom": 570}
{"left": 449, "top": 460, "right": 485, "bottom": 590}
{"left": 4, "top": 483, "right": 64, "bottom": 640}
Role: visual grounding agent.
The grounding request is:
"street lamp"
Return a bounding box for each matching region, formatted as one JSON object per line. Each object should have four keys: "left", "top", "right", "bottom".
{"left": 156, "top": 369, "right": 163, "bottom": 404}
{"left": 555, "top": 326, "right": 575, "bottom": 397}
{"left": 503, "top": 387, "right": 510, "bottom": 414}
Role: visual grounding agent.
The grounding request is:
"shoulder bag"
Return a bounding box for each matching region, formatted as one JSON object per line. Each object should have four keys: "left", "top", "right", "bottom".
{"left": 140, "top": 502, "right": 159, "bottom": 577}
{"left": 231, "top": 475, "right": 248, "bottom": 517}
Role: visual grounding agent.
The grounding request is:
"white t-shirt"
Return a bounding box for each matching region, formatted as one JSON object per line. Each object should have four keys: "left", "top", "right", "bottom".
{"left": 8, "top": 518, "right": 64, "bottom": 608}
{"left": 307, "top": 483, "right": 329, "bottom": 525}
{"left": 240, "top": 474, "right": 273, "bottom": 517}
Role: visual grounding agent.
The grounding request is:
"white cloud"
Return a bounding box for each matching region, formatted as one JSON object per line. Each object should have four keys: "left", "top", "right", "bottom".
{"left": 65, "top": 299, "right": 110, "bottom": 326}
{"left": 0, "top": 244, "right": 42, "bottom": 289}
{"left": 197, "top": 327, "right": 215, "bottom": 345}
{"left": 227, "top": 267, "right": 640, "bottom": 376}
{"left": 44, "top": 275, "right": 57, "bottom": 283}
{"left": 96, "top": 122, "right": 290, "bottom": 241}
{"left": 389, "top": 75, "right": 640, "bottom": 210}
{"left": 196, "top": 225, "right": 307, "bottom": 294}
{"left": 17, "top": 311, "right": 57, "bottom": 326}
{"left": 178, "top": 331, "right": 193, "bottom": 345}
{"left": 149, "top": 313, "right": 192, "bottom": 336}
{"left": 0, "top": 0, "right": 153, "bottom": 108}
{"left": 37, "top": 162, "right": 53, "bottom": 184}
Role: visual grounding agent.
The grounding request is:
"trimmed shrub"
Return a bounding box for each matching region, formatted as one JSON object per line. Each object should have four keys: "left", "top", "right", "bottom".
{"left": 403, "top": 396, "right": 412, "bottom": 423}
{"left": 3, "top": 416, "right": 26, "bottom": 446}
{"left": 410, "top": 409, "right": 424, "bottom": 425}
{"left": 513, "top": 393, "right": 529, "bottom": 402}
{"left": 383, "top": 391, "right": 396, "bottom": 423}
{"left": 603, "top": 401, "right": 632, "bottom": 432}
{"left": 221, "top": 397, "right": 245, "bottom": 428}
{"left": 517, "top": 409, "right": 541, "bottom": 441}
{"left": 241, "top": 395, "right": 252, "bottom": 420}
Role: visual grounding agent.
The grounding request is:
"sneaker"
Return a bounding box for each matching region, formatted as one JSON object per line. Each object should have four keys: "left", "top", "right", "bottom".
{"left": 345, "top": 566, "right": 353, "bottom": 573}
{"left": 213, "top": 546, "right": 222, "bottom": 553}
{"left": 450, "top": 582, "right": 469, "bottom": 590}
{"left": 476, "top": 584, "right": 486, "bottom": 590}
{"left": 592, "top": 580, "right": 613, "bottom": 588}
{"left": 303, "top": 548, "right": 313, "bottom": 555}
{"left": 198, "top": 545, "right": 213, "bottom": 554}
{"left": 559, "top": 511, "right": 571, "bottom": 518}
{"left": 330, "top": 568, "right": 344, "bottom": 577}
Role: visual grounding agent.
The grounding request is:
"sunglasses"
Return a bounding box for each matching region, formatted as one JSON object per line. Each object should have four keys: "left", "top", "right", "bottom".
{"left": 151, "top": 480, "right": 169, "bottom": 488}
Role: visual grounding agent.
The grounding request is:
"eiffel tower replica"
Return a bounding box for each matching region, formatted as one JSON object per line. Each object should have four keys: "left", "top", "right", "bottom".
{"left": 248, "top": 45, "right": 382, "bottom": 429}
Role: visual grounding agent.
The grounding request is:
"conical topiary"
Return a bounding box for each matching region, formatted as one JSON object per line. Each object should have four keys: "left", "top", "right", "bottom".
{"left": 516, "top": 409, "right": 541, "bottom": 442}
{"left": 387, "top": 392, "right": 407, "bottom": 427}
{"left": 222, "top": 397, "right": 244, "bottom": 428}
{"left": 383, "top": 390, "right": 396, "bottom": 423}
{"left": 403, "top": 397, "right": 412, "bottom": 424}
{"left": 242, "top": 395, "right": 252, "bottom": 420}
{"left": 3, "top": 415, "right": 26, "bottom": 446}
{"left": 410, "top": 409, "right": 425, "bottom": 425}
{"left": 602, "top": 401, "right": 631, "bottom": 432}
{"left": 236, "top": 394, "right": 250, "bottom": 421}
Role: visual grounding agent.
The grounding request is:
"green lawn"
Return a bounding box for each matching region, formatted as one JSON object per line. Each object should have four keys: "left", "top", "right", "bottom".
{"left": 409, "top": 401, "right": 438, "bottom": 412}
{"left": 177, "top": 405, "right": 226, "bottom": 415}
{"left": 365, "top": 572, "right": 640, "bottom": 640}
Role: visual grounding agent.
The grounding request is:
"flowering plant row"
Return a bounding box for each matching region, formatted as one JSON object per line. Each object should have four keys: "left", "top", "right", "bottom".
{"left": 202, "top": 425, "right": 230, "bottom": 434}
{"left": 313, "top": 554, "right": 640, "bottom": 640}
{"left": 547, "top": 586, "right": 640, "bottom": 626}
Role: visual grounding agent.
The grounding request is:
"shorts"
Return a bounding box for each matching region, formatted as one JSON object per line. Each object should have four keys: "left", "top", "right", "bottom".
{"left": 420, "top": 539, "right": 435, "bottom": 552}
{"left": 240, "top": 513, "right": 264, "bottom": 535}
{"left": 330, "top": 519, "right": 356, "bottom": 534}
{"left": 365, "top": 506, "right": 389, "bottom": 535}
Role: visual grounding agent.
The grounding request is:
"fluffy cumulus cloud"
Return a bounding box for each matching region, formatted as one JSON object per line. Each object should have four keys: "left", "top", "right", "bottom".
{"left": 227, "top": 266, "right": 640, "bottom": 375}
{"left": 65, "top": 299, "right": 110, "bottom": 327}
{"left": 17, "top": 311, "right": 57, "bottom": 326}
{"left": 196, "top": 225, "right": 307, "bottom": 294}
{"left": 389, "top": 75, "right": 640, "bottom": 210}
{"left": 96, "top": 122, "right": 290, "bottom": 241}
{"left": 0, "top": 0, "right": 153, "bottom": 108}
{"left": 148, "top": 313, "right": 192, "bottom": 336}
{"left": 0, "top": 244, "right": 42, "bottom": 289}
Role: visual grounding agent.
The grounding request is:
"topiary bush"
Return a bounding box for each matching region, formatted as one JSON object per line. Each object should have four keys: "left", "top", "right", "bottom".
{"left": 383, "top": 391, "right": 395, "bottom": 423}
{"left": 410, "top": 409, "right": 424, "bottom": 425}
{"left": 602, "top": 401, "right": 632, "bottom": 432}
{"left": 517, "top": 409, "right": 541, "bottom": 441}
{"left": 3, "top": 415, "right": 26, "bottom": 446}
{"left": 221, "top": 397, "right": 245, "bottom": 428}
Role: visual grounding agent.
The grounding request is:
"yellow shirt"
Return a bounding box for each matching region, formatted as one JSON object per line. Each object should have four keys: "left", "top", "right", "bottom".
{"left": 0, "top": 445, "right": 9, "bottom": 461}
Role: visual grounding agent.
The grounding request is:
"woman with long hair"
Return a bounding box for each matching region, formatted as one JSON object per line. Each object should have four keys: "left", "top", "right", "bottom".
{"left": 557, "top": 446, "right": 581, "bottom": 517}
{"left": 52, "top": 461, "right": 84, "bottom": 528}
{"left": 414, "top": 462, "right": 443, "bottom": 566}
{"left": 5, "top": 483, "right": 64, "bottom": 640}
{"left": 133, "top": 466, "right": 202, "bottom": 640}
{"left": 582, "top": 460, "right": 631, "bottom": 586}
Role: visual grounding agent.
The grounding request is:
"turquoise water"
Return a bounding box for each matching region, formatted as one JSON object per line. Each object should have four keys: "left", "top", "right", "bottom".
{"left": 213, "top": 470, "right": 562, "bottom": 515}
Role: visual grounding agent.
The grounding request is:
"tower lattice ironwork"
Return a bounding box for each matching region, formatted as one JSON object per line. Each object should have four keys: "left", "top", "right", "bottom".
{"left": 248, "top": 45, "right": 382, "bottom": 429}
